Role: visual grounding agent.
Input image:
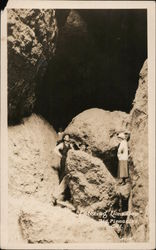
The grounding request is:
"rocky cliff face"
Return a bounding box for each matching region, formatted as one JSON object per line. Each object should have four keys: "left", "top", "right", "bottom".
{"left": 8, "top": 9, "right": 57, "bottom": 124}
{"left": 128, "top": 60, "right": 148, "bottom": 241}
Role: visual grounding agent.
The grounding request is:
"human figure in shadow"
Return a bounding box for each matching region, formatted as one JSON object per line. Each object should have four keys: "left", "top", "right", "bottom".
{"left": 53, "top": 134, "right": 75, "bottom": 210}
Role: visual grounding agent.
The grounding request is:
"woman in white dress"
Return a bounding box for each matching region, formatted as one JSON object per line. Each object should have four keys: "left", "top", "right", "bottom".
{"left": 117, "top": 132, "right": 129, "bottom": 185}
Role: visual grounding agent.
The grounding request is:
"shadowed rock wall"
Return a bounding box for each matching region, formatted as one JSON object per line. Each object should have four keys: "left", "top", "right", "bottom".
{"left": 8, "top": 9, "right": 57, "bottom": 124}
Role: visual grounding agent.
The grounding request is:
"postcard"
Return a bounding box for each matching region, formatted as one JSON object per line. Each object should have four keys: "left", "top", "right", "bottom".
{"left": 0, "top": 1, "right": 155, "bottom": 249}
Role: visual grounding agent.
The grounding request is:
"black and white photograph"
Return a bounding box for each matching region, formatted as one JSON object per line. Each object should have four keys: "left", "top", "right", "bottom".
{"left": 0, "top": 1, "right": 155, "bottom": 249}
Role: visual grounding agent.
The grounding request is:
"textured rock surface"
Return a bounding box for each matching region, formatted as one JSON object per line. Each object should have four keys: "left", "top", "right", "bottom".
{"left": 65, "top": 108, "right": 129, "bottom": 177}
{"left": 8, "top": 9, "right": 57, "bottom": 124}
{"left": 17, "top": 197, "right": 119, "bottom": 243}
{"left": 66, "top": 150, "right": 118, "bottom": 215}
{"left": 8, "top": 196, "right": 27, "bottom": 244}
{"left": 8, "top": 114, "right": 59, "bottom": 203}
{"left": 64, "top": 109, "right": 131, "bottom": 221}
{"left": 65, "top": 108, "right": 129, "bottom": 152}
{"left": 128, "top": 59, "right": 148, "bottom": 241}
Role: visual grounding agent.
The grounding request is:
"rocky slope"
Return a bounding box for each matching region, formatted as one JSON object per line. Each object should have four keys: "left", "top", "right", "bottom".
{"left": 8, "top": 9, "right": 57, "bottom": 124}
{"left": 128, "top": 59, "right": 148, "bottom": 241}
{"left": 8, "top": 114, "right": 59, "bottom": 243}
{"left": 8, "top": 114, "right": 58, "bottom": 203}
{"left": 8, "top": 114, "right": 120, "bottom": 244}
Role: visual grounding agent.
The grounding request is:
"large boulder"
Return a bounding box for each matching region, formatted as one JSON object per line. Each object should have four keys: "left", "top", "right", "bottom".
{"left": 8, "top": 9, "right": 57, "bottom": 124}
{"left": 15, "top": 197, "right": 119, "bottom": 243}
{"left": 66, "top": 150, "right": 117, "bottom": 216}
{"left": 65, "top": 108, "right": 129, "bottom": 152}
{"left": 65, "top": 108, "right": 129, "bottom": 177}
{"left": 128, "top": 59, "right": 148, "bottom": 241}
{"left": 64, "top": 109, "right": 131, "bottom": 223}
{"left": 8, "top": 114, "right": 59, "bottom": 203}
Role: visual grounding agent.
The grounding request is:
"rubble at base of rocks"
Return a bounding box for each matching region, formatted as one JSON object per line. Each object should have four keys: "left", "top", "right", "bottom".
{"left": 17, "top": 197, "right": 120, "bottom": 243}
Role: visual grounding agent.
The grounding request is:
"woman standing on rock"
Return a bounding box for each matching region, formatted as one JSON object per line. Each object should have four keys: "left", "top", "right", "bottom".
{"left": 117, "top": 132, "right": 129, "bottom": 185}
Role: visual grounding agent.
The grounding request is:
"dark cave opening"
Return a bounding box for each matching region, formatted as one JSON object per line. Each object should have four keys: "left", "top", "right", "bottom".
{"left": 35, "top": 9, "right": 147, "bottom": 131}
